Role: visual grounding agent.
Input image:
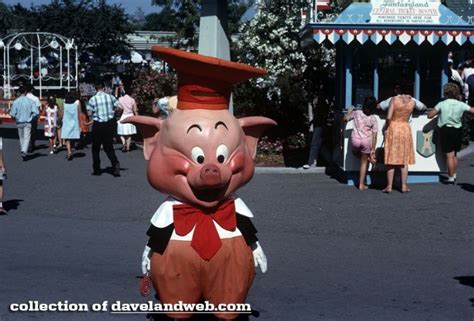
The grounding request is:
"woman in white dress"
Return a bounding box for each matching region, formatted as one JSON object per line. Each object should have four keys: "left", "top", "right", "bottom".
{"left": 117, "top": 87, "right": 137, "bottom": 152}
{"left": 44, "top": 96, "right": 58, "bottom": 154}
{"left": 61, "top": 91, "right": 81, "bottom": 160}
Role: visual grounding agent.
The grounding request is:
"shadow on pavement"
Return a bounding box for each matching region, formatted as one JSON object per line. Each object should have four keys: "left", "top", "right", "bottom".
{"left": 72, "top": 152, "right": 86, "bottom": 158}
{"left": 454, "top": 276, "right": 474, "bottom": 307}
{"left": 1, "top": 199, "right": 24, "bottom": 213}
{"left": 454, "top": 276, "right": 474, "bottom": 287}
{"left": 457, "top": 183, "right": 474, "bottom": 193}
{"left": 25, "top": 153, "right": 47, "bottom": 161}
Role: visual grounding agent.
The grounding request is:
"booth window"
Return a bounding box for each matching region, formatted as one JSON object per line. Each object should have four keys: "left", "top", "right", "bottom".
{"left": 419, "top": 45, "right": 442, "bottom": 108}
{"left": 352, "top": 45, "right": 375, "bottom": 107}
{"left": 378, "top": 44, "right": 416, "bottom": 100}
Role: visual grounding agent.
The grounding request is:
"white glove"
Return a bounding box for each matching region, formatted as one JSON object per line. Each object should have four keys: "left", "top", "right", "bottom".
{"left": 251, "top": 241, "right": 267, "bottom": 273}
{"left": 141, "top": 245, "right": 151, "bottom": 275}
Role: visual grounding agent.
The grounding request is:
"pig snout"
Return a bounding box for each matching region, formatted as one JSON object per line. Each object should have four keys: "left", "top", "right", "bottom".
{"left": 200, "top": 164, "right": 221, "bottom": 187}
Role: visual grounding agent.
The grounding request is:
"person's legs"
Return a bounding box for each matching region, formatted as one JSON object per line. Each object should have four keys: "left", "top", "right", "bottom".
{"left": 383, "top": 166, "right": 395, "bottom": 193}
{"left": 305, "top": 127, "right": 322, "bottom": 167}
{"left": 401, "top": 164, "right": 410, "bottom": 192}
{"left": 17, "top": 124, "right": 25, "bottom": 154}
{"left": 453, "top": 152, "right": 458, "bottom": 179}
{"left": 48, "top": 137, "right": 55, "bottom": 153}
{"left": 125, "top": 136, "right": 132, "bottom": 151}
{"left": 445, "top": 151, "right": 455, "bottom": 177}
{"left": 102, "top": 121, "right": 120, "bottom": 176}
{"left": 103, "top": 121, "right": 119, "bottom": 166}
{"left": 66, "top": 140, "right": 73, "bottom": 159}
{"left": 0, "top": 181, "right": 4, "bottom": 214}
{"left": 359, "top": 153, "right": 369, "bottom": 190}
{"left": 57, "top": 128, "right": 62, "bottom": 148}
{"left": 18, "top": 123, "right": 32, "bottom": 155}
{"left": 91, "top": 124, "right": 102, "bottom": 174}
{"left": 24, "top": 123, "right": 32, "bottom": 154}
{"left": 29, "top": 116, "right": 38, "bottom": 151}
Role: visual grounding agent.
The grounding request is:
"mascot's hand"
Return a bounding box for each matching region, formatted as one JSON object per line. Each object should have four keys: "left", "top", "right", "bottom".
{"left": 251, "top": 241, "right": 267, "bottom": 273}
{"left": 141, "top": 245, "right": 151, "bottom": 275}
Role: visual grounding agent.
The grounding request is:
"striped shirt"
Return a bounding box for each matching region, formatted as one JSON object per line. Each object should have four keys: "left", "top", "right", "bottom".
{"left": 87, "top": 91, "right": 118, "bottom": 122}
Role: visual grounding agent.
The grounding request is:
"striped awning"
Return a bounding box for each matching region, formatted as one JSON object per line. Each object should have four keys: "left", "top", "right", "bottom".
{"left": 303, "top": 2, "right": 474, "bottom": 46}
{"left": 312, "top": 28, "right": 474, "bottom": 45}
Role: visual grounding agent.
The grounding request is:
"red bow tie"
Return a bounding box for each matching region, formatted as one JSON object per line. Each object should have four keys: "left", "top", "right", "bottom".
{"left": 173, "top": 199, "right": 236, "bottom": 261}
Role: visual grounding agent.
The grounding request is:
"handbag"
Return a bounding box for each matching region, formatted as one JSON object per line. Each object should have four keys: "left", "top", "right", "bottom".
{"left": 375, "top": 144, "right": 384, "bottom": 164}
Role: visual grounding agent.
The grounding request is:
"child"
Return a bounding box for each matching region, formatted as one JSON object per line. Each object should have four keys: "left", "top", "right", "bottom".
{"left": 0, "top": 132, "right": 6, "bottom": 214}
{"left": 78, "top": 98, "right": 92, "bottom": 149}
{"left": 428, "top": 83, "right": 474, "bottom": 183}
{"left": 44, "top": 96, "right": 58, "bottom": 154}
{"left": 345, "top": 96, "right": 378, "bottom": 190}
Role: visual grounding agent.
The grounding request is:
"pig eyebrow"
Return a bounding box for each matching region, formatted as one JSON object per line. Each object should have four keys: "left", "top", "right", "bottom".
{"left": 215, "top": 121, "right": 228, "bottom": 130}
{"left": 187, "top": 124, "right": 202, "bottom": 133}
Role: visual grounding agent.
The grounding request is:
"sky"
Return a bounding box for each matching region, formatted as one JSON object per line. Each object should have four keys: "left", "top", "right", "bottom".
{"left": 2, "top": 0, "right": 159, "bottom": 14}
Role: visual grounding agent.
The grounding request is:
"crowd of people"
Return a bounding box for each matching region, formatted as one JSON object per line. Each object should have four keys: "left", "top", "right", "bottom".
{"left": 6, "top": 82, "right": 142, "bottom": 175}
{"left": 0, "top": 77, "right": 180, "bottom": 215}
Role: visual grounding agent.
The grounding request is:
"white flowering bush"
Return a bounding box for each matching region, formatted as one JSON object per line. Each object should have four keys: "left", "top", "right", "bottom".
{"left": 233, "top": 0, "right": 337, "bottom": 138}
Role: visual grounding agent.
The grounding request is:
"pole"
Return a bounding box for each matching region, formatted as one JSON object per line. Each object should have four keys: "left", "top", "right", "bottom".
{"left": 30, "top": 47, "right": 33, "bottom": 85}
{"left": 198, "top": 0, "right": 233, "bottom": 112}
{"left": 59, "top": 46, "right": 63, "bottom": 88}
{"left": 37, "top": 33, "right": 42, "bottom": 98}
{"left": 67, "top": 47, "right": 70, "bottom": 91}
{"left": 75, "top": 45, "right": 78, "bottom": 89}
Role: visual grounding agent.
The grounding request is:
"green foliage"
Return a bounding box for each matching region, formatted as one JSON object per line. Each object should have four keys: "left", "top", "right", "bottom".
{"left": 284, "top": 132, "right": 307, "bottom": 149}
{"left": 143, "top": 9, "right": 176, "bottom": 31}
{"left": 5, "top": 0, "right": 132, "bottom": 61}
{"left": 0, "top": 2, "right": 13, "bottom": 36}
{"left": 131, "top": 70, "right": 177, "bottom": 116}
{"left": 148, "top": 0, "right": 253, "bottom": 48}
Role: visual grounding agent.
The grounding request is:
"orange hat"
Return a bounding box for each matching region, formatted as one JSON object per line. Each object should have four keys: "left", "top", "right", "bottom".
{"left": 152, "top": 46, "right": 267, "bottom": 110}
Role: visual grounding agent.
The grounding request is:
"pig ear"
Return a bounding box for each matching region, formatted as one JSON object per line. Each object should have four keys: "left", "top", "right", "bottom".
{"left": 121, "top": 116, "right": 163, "bottom": 160}
{"left": 239, "top": 116, "right": 277, "bottom": 159}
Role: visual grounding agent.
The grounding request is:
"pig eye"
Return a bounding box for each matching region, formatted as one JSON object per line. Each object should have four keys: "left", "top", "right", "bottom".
{"left": 191, "top": 147, "right": 205, "bottom": 164}
{"left": 216, "top": 144, "right": 229, "bottom": 164}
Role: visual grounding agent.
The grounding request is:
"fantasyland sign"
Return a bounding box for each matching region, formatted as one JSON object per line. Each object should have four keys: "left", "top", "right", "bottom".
{"left": 370, "top": 0, "right": 441, "bottom": 24}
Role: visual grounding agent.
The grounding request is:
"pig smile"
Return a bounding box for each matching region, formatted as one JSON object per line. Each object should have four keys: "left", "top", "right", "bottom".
{"left": 190, "top": 186, "right": 226, "bottom": 202}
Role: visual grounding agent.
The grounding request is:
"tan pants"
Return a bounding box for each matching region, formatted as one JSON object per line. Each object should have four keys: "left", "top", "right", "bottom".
{"left": 150, "top": 236, "right": 255, "bottom": 319}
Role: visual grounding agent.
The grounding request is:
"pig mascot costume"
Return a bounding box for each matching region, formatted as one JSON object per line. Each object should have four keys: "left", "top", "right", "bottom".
{"left": 123, "top": 46, "right": 276, "bottom": 320}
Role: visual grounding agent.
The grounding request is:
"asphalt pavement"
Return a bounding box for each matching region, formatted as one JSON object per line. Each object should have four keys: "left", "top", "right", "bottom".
{"left": 1, "top": 126, "right": 474, "bottom": 321}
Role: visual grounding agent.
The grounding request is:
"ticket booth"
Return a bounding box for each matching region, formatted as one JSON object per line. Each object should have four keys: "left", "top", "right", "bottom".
{"left": 301, "top": 0, "right": 474, "bottom": 184}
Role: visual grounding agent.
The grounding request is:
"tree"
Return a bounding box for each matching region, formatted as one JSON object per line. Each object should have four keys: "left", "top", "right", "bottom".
{"left": 142, "top": 9, "right": 176, "bottom": 31}
{"left": 130, "top": 7, "right": 146, "bottom": 30}
{"left": 7, "top": 0, "right": 132, "bottom": 62}
{"left": 233, "top": 0, "right": 336, "bottom": 137}
{"left": 150, "top": 0, "right": 253, "bottom": 48}
{"left": 0, "top": 1, "right": 13, "bottom": 36}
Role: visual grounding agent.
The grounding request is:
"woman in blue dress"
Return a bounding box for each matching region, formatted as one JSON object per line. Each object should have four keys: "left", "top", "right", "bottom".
{"left": 61, "top": 91, "right": 81, "bottom": 160}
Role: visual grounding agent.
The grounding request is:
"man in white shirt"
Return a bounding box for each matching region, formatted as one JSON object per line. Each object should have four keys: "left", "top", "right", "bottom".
{"left": 26, "top": 85, "right": 42, "bottom": 152}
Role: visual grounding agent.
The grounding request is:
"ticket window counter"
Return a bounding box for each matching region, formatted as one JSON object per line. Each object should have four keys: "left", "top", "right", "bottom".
{"left": 349, "top": 43, "right": 444, "bottom": 108}
{"left": 342, "top": 111, "right": 446, "bottom": 186}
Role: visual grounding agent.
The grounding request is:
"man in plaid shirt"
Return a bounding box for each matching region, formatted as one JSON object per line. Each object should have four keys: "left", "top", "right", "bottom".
{"left": 87, "top": 83, "right": 121, "bottom": 177}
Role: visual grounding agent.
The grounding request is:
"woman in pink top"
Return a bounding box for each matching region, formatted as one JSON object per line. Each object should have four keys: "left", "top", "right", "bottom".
{"left": 345, "top": 96, "right": 378, "bottom": 190}
{"left": 117, "top": 86, "right": 138, "bottom": 152}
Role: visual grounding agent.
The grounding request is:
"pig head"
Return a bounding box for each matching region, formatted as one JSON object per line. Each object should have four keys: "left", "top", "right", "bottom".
{"left": 123, "top": 109, "right": 276, "bottom": 209}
